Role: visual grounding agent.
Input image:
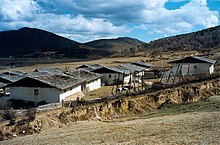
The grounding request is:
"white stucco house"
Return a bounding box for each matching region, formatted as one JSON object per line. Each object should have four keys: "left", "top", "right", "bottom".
{"left": 8, "top": 74, "right": 84, "bottom": 103}
{"left": 64, "top": 69, "right": 102, "bottom": 92}
{"left": 92, "top": 66, "right": 132, "bottom": 85}
{"left": 167, "top": 56, "right": 216, "bottom": 77}
{"left": 118, "top": 64, "right": 145, "bottom": 77}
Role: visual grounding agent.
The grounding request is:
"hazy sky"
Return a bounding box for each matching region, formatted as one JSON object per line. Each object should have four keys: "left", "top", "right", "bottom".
{"left": 0, "top": 0, "right": 219, "bottom": 42}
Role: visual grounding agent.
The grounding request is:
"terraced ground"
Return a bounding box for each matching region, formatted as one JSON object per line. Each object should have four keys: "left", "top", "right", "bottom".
{"left": 1, "top": 96, "right": 220, "bottom": 145}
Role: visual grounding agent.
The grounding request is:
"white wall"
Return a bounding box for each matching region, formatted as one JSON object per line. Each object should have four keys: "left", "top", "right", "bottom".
{"left": 10, "top": 85, "right": 82, "bottom": 103}
{"left": 171, "top": 63, "right": 213, "bottom": 76}
{"left": 209, "top": 64, "right": 214, "bottom": 74}
{"left": 101, "top": 73, "right": 132, "bottom": 85}
{"left": 101, "top": 73, "right": 119, "bottom": 85}
{"left": 86, "top": 78, "right": 101, "bottom": 91}
{"left": 124, "top": 75, "right": 132, "bottom": 83}
{"left": 10, "top": 87, "right": 60, "bottom": 103}
{"left": 59, "top": 85, "right": 81, "bottom": 102}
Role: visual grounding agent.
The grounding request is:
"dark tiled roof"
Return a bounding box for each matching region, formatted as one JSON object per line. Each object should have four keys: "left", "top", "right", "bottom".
{"left": 193, "top": 56, "right": 216, "bottom": 64}
{"left": 34, "top": 68, "right": 63, "bottom": 74}
{"left": 0, "top": 74, "right": 25, "bottom": 83}
{"left": 168, "top": 56, "right": 216, "bottom": 64}
{"left": 32, "top": 74, "right": 83, "bottom": 90}
{"left": 120, "top": 64, "right": 145, "bottom": 72}
{"left": 65, "top": 70, "right": 102, "bottom": 83}
{"left": 131, "top": 61, "right": 153, "bottom": 68}
{"left": 2, "top": 70, "right": 28, "bottom": 76}
{"left": 93, "top": 64, "right": 145, "bottom": 75}
{"left": 25, "top": 72, "right": 53, "bottom": 77}
{"left": 0, "top": 82, "right": 7, "bottom": 88}
{"left": 93, "top": 66, "right": 130, "bottom": 74}
{"left": 76, "top": 64, "right": 102, "bottom": 71}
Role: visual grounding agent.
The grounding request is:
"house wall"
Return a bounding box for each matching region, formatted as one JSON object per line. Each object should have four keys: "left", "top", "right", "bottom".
{"left": 10, "top": 87, "right": 60, "bottom": 103}
{"left": 209, "top": 64, "right": 214, "bottom": 74}
{"left": 10, "top": 85, "right": 82, "bottom": 103}
{"left": 101, "top": 73, "right": 119, "bottom": 85}
{"left": 124, "top": 75, "right": 131, "bottom": 83}
{"left": 171, "top": 63, "right": 213, "bottom": 76}
{"left": 134, "top": 71, "right": 145, "bottom": 77}
{"left": 86, "top": 78, "right": 101, "bottom": 91}
{"left": 100, "top": 73, "right": 132, "bottom": 85}
{"left": 59, "top": 85, "right": 81, "bottom": 102}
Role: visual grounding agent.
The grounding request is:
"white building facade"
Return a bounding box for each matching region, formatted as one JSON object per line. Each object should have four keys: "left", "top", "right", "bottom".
{"left": 168, "top": 56, "right": 216, "bottom": 77}
{"left": 9, "top": 75, "right": 83, "bottom": 103}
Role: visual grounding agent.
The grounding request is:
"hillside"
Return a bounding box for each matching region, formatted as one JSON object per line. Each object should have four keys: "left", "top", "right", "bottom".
{"left": 1, "top": 25, "right": 219, "bottom": 59}
{"left": 84, "top": 37, "right": 145, "bottom": 53}
{"left": 146, "top": 25, "right": 220, "bottom": 51}
{"left": 0, "top": 27, "right": 114, "bottom": 59}
{"left": 0, "top": 28, "right": 144, "bottom": 58}
{"left": 0, "top": 27, "right": 82, "bottom": 57}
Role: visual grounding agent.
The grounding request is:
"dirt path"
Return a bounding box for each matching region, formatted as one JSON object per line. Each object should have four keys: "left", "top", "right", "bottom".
{"left": 1, "top": 111, "right": 220, "bottom": 145}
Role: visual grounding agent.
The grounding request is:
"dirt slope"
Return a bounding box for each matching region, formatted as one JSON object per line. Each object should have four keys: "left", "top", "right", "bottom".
{"left": 0, "top": 77, "right": 220, "bottom": 143}
{"left": 1, "top": 111, "right": 220, "bottom": 145}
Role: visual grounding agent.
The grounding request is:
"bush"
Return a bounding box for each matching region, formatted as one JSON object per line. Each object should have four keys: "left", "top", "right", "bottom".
{"left": 0, "top": 100, "right": 16, "bottom": 120}
{"left": 26, "top": 109, "right": 36, "bottom": 121}
{"left": 3, "top": 109, "right": 16, "bottom": 120}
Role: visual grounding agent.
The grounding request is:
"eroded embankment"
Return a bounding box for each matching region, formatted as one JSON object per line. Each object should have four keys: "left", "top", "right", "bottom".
{"left": 1, "top": 78, "right": 220, "bottom": 140}
{"left": 58, "top": 78, "right": 220, "bottom": 122}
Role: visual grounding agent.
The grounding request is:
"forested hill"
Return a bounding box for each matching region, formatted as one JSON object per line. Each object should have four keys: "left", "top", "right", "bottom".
{"left": 84, "top": 37, "right": 144, "bottom": 52}
{"left": 0, "top": 27, "right": 144, "bottom": 58}
{"left": 0, "top": 27, "right": 83, "bottom": 57}
{"left": 145, "top": 25, "right": 220, "bottom": 51}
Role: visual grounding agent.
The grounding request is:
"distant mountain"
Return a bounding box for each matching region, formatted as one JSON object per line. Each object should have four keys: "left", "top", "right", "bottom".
{"left": 0, "top": 27, "right": 144, "bottom": 58}
{"left": 146, "top": 25, "right": 220, "bottom": 51}
{"left": 0, "top": 27, "right": 82, "bottom": 57}
{"left": 84, "top": 37, "right": 145, "bottom": 53}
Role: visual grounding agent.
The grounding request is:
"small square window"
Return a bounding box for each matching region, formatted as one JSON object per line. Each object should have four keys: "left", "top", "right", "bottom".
{"left": 34, "top": 89, "right": 39, "bottom": 95}
{"left": 109, "top": 75, "right": 112, "bottom": 78}
{"left": 194, "top": 65, "right": 197, "bottom": 69}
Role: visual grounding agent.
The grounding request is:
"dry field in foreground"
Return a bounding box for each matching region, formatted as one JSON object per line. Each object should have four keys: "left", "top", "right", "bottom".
{"left": 1, "top": 96, "right": 220, "bottom": 145}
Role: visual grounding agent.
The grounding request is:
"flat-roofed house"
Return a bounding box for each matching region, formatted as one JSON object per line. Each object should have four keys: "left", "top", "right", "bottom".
{"left": 8, "top": 74, "right": 84, "bottom": 103}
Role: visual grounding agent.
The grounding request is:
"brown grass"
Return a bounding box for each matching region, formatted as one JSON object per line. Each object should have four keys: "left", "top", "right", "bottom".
{"left": 1, "top": 96, "right": 220, "bottom": 144}
{"left": 84, "top": 86, "right": 113, "bottom": 100}
{"left": 0, "top": 50, "right": 199, "bottom": 73}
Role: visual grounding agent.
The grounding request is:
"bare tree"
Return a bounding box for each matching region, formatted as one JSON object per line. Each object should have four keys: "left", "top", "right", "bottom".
{"left": 0, "top": 100, "right": 15, "bottom": 120}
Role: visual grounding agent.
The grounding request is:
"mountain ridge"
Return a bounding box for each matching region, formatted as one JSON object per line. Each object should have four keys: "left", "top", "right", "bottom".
{"left": 145, "top": 25, "right": 220, "bottom": 51}
{"left": 0, "top": 25, "right": 220, "bottom": 59}
{"left": 0, "top": 27, "right": 144, "bottom": 58}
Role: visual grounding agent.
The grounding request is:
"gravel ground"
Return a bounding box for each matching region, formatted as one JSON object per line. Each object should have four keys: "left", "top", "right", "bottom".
{"left": 1, "top": 111, "right": 220, "bottom": 145}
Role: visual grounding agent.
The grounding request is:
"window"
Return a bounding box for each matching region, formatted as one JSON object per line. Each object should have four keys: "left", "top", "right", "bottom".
{"left": 194, "top": 65, "right": 197, "bottom": 69}
{"left": 109, "top": 75, "right": 112, "bottom": 78}
{"left": 34, "top": 89, "right": 39, "bottom": 95}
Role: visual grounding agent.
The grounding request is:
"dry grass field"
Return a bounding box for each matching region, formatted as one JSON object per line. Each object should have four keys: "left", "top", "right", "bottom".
{"left": 0, "top": 50, "right": 199, "bottom": 73}
{"left": 1, "top": 96, "right": 220, "bottom": 145}
{"left": 84, "top": 86, "right": 113, "bottom": 100}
